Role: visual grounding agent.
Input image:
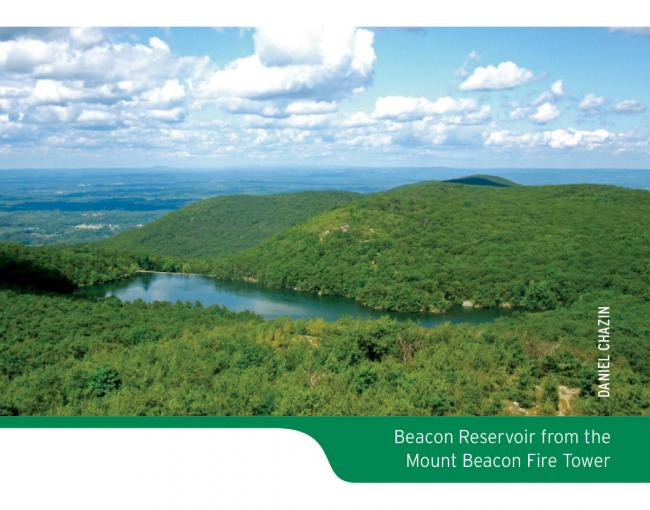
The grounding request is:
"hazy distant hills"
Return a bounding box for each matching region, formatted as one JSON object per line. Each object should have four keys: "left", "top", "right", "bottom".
{"left": 443, "top": 174, "right": 520, "bottom": 187}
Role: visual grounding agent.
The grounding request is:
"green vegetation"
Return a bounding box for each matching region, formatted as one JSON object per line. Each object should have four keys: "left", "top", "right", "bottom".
{"left": 208, "top": 182, "right": 649, "bottom": 312}
{"left": 1, "top": 285, "right": 647, "bottom": 416}
{"left": 99, "top": 191, "right": 360, "bottom": 259}
{"left": 443, "top": 174, "right": 519, "bottom": 187}
{"left": 0, "top": 242, "right": 138, "bottom": 290}
{"left": 0, "top": 177, "right": 648, "bottom": 416}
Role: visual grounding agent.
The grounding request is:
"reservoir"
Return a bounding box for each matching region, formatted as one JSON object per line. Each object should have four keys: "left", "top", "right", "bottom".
{"left": 77, "top": 272, "right": 511, "bottom": 327}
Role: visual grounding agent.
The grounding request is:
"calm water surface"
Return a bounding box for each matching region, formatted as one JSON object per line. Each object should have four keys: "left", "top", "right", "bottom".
{"left": 78, "top": 272, "right": 511, "bottom": 327}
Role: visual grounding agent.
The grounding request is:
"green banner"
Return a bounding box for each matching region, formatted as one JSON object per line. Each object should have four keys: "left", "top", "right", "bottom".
{"left": 1, "top": 417, "right": 647, "bottom": 483}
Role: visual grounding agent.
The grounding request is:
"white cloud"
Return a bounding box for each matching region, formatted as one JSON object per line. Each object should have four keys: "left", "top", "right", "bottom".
{"left": 485, "top": 127, "right": 612, "bottom": 149}
{"left": 0, "top": 28, "right": 646, "bottom": 166}
{"left": 0, "top": 28, "right": 209, "bottom": 140}
{"left": 0, "top": 30, "right": 205, "bottom": 86}
{"left": 550, "top": 79, "right": 564, "bottom": 97}
{"left": 455, "top": 50, "right": 480, "bottom": 78}
{"left": 461, "top": 105, "right": 492, "bottom": 124}
{"left": 509, "top": 106, "right": 529, "bottom": 120}
{"left": 218, "top": 98, "right": 284, "bottom": 118}
{"left": 340, "top": 111, "right": 375, "bottom": 128}
{"left": 579, "top": 93, "right": 605, "bottom": 112}
{"left": 75, "top": 108, "right": 122, "bottom": 129}
{"left": 343, "top": 133, "right": 392, "bottom": 148}
{"left": 148, "top": 37, "right": 170, "bottom": 53}
{"left": 546, "top": 129, "right": 612, "bottom": 149}
{"left": 613, "top": 99, "right": 646, "bottom": 114}
{"left": 285, "top": 100, "right": 338, "bottom": 115}
{"left": 218, "top": 97, "right": 340, "bottom": 119}
{"left": 70, "top": 28, "right": 104, "bottom": 47}
{"left": 530, "top": 102, "right": 560, "bottom": 123}
{"left": 27, "top": 104, "right": 78, "bottom": 123}
{"left": 244, "top": 113, "right": 333, "bottom": 130}
{"left": 459, "top": 61, "right": 533, "bottom": 91}
{"left": 373, "top": 95, "right": 481, "bottom": 122}
{"left": 146, "top": 108, "right": 185, "bottom": 122}
{"left": 77, "top": 109, "right": 116, "bottom": 122}
{"left": 31, "top": 79, "right": 84, "bottom": 103}
{"left": 197, "top": 27, "right": 375, "bottom": 105}
{"left": 142, "top": 79, "right": 185, "bottom": 105}
{"left": 532, "top": 79, "right": 565, "bottom": 106}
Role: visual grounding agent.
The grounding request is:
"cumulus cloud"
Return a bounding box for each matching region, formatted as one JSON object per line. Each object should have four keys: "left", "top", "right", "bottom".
{"left": 0, "top": 32, "right": 199, "bottom": 84}
{"left": 0, "top": 27, "right": 646, "bottom": 166}
{"left": 196, "top": 27, "right": 375, "bottom": 108}
{"left": 340, "top": 111, "right": 375, "bottom": 128}
{"left": 550, "top": 79, "right": 564, "bottom": 97}
{"left": 613, "top": 99, "right": 646, "bottom": 114}
{"left": 372, "top": 95, "right": 482, "bottom": 122}
{"left": 579, "top": 93, "right": 605, "bottom": 113}
{"left": 76, "top": 108, "right": 121, "bottom": 129}
{"left": 532, "top": 79, "right": 565, "bottom": 106}
{"left": 459, "top": 61, "right": 533, "bottom": 91}
{"left": 485, "top": 127, "right": 612, "bottom": 149}
{"left": 69, "top": 28, "right": 105, "bottom": 47}
{"left": 26, "top": 104, "right": 78, "bottom": 124}
{"left": 0, "top": 27, "right": 212, "bottom": 142}
{"left": 142, "top": 79, "right": 186, "bottom": 106}
{"left": 217, "top": 97, "right": 341, "bottom": 119}
{"left": 245, "top": 113, "right": 334, "bottom": 130}
{"left": 30, "top": 79, "right": 85, "bottom": 103}
{"left": 148, "top": 37, "right": 170, "bottom": 52}
{"left": 77, "top": 109, "right": 115, "bottom": 122}
{"left": 530, "top": 102, "right": 560, "bottom": 123}
{"left": 145, "top": 108, "right": 186, "bottom": 123}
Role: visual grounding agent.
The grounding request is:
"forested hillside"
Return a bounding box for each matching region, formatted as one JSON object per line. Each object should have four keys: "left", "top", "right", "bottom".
{"left": 0, "top": 242, "right": 138, "bottom": 290}
{"left": 1, "top": 286, "right": 647, "bottom": 416}
{"left": 1, "top": 178, "right": 648, "bottom": 416}
{"left": 98, "top": 191, "right": 360, "bottom": 259}
{"left": 210, "top": 182, "right": 649, "bottom": 312}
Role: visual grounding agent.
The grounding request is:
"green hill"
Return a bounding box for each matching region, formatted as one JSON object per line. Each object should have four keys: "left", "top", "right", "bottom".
{"left": 99, "top": 191, "right": 360, "bottom": 259}
{"left": 0, "top": 241, "right": 138, "bottom": 290}
{"left": 209, "top": 181, "right": 649, "bottom": 312}
{"left": 443, "top": 174, "right": 519, "bottom": 187}
{"left": 2, "top": 178, "right": 649, "bottom": 417}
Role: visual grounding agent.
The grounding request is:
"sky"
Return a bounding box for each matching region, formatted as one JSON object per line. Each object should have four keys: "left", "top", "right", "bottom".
{"left": 0, "top": 27, "right": 649, "bottom": 169}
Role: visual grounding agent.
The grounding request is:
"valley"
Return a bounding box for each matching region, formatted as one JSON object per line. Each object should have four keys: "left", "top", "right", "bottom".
{"left": 0, "top": 174, "right": 648, "bottom": 417}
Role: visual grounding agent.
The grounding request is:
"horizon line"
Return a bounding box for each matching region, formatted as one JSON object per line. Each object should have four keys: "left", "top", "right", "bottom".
{"left": 1, "top": 165, "right": 650, "bottom": 172}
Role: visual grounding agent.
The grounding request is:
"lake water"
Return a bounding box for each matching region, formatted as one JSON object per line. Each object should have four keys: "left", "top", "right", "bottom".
{"left": 77, "top": 272, "right": 511, "bottom": 327}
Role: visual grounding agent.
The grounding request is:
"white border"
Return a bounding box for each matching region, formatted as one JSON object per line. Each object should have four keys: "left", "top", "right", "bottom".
{"left": 2, "top": 3, "right": 648, "bottom": 507}
{"left": 1, "top": 428, "right": 648, "bottom": 510}
{"left": 1, "top": 0, "right": 650, "bottom": 27}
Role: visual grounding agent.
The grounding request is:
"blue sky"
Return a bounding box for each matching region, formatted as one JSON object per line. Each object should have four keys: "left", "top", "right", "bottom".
{"left": 0, "top": 27, "right": 649, "bottom": 168}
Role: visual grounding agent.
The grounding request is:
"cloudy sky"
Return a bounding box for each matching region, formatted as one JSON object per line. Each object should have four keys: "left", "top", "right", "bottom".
{"left": 0, "top": 27, "right": 649, "bottom": 168}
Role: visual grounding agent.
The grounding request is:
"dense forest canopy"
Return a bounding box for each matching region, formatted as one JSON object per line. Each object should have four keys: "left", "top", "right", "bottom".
{"left": 207, "top": 182, "right": 649, "bottom": 312}
{"left": 98, "top": 191, "right": 360, "bottom": 259}
{"left": 0, "top": 176, "right": 648, "bottom": 416}
{"left": 1, "top": 286, "right": 647, "bottom": 416}
{"left": 0, "top": 242, "right": 138, "bottom": 290}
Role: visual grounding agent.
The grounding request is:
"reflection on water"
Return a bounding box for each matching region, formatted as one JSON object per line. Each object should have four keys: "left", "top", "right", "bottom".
{"left": 77, "top": 272, "right": 512, "bottom": 327}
